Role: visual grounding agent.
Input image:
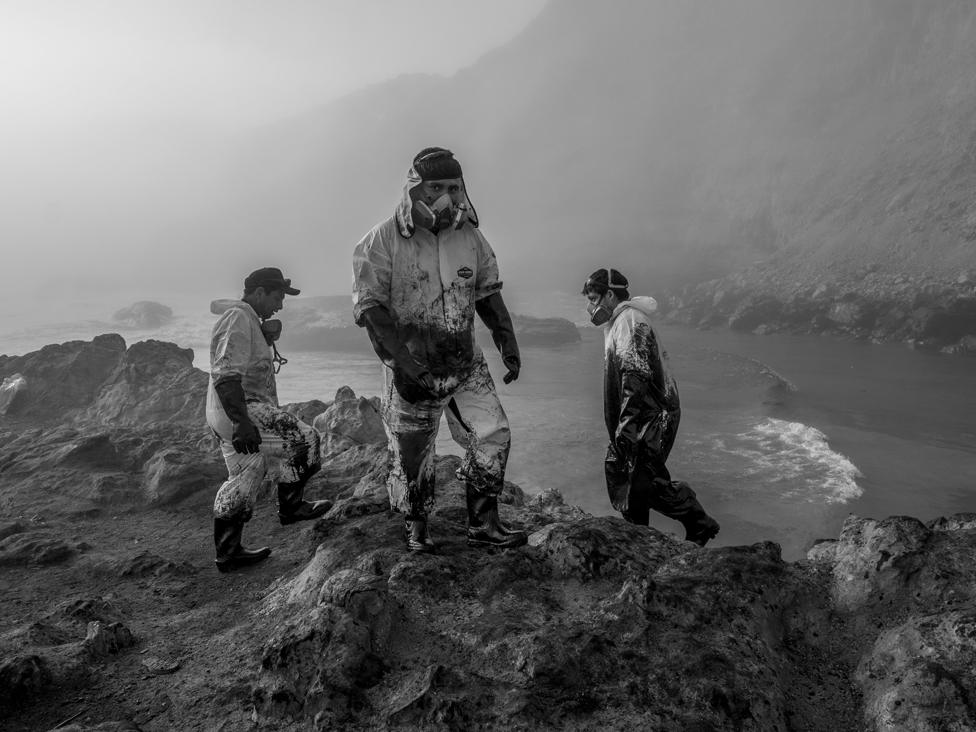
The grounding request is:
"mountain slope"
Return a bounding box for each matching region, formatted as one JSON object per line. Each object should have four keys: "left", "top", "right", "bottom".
{"left": 221, "top": 0, "right": 976, "bottom": 305}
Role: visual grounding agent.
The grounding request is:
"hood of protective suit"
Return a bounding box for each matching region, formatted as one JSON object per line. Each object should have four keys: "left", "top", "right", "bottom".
{"left": 394, "top": 164, "right": 479, "bottom": 238}
{"left": 612, "top": 295, "right": 658, "bottom": 321}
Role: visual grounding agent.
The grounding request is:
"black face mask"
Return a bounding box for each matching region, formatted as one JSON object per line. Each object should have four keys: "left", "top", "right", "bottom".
{"left": 587, "top": 296, "right": 614, "bottom": 326}
{"left": 260, "top": 319, "right": 282, "bottom": 345}
{"left": 260, "top": 319, "right": 288, "bottom": 373}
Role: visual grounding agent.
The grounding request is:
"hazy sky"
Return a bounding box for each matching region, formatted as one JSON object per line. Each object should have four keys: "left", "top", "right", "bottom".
{"left": 1, "top": 0, "right": 545, "bottom": 130}
{"left": 0, "top": 0, "right": 546, "bottom": 325}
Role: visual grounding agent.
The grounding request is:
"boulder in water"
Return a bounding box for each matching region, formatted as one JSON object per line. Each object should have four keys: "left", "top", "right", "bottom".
{"left": 112, "top": 301, "right": 173, "bottom": 329}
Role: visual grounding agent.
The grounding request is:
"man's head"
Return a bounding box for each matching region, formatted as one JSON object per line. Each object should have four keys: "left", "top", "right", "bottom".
{"left": 242, "top": 267, "right": 299, "bottom": 319}
{"left": 582, "top": 268, "right": 630, "bottom": 325}
{"left": 408, "top": 148, "right": 469, "bottom": 232}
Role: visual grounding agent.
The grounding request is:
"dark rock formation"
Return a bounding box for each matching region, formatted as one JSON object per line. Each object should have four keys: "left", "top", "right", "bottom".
{"left": 112, "top": 301, "right": 173, "bottom": 329}
{"left": 4, "top": 335, "right": 976, "bottom": 730}
{"left": 665, "top": 271, "right": 976, "bottom": 354}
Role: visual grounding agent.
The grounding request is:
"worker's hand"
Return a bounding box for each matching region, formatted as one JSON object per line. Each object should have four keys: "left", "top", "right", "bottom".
{"left": 415, "top": 370, "right": 437, "bottom": 394}
{"left": 393, "top": 365, "right": 437, "bottom": 403}
{"left": 502, "top": 354, "right": 521, "bottom": 384}
{"left": 232, "top": 420, "right": 262, "bottom": 454}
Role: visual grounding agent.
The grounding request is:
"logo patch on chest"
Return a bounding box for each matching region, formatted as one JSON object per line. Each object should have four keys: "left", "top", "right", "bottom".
{"left": 457, "top": 266, "right": 474, "bottom": 280}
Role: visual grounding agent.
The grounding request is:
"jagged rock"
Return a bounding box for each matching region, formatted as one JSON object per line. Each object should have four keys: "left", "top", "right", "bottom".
{"left": 313, "top": 387, "right": 386, "bottom": 456}
{"left": 84, "top": 621, "right": 135, "bottom": 658}
{"left": 59, "top": 722, "right": 143, "bottom": 731}
{"left": 857, "top": 611, "right": 976, "bottom": 731}
{"left": 528, "top": 517, "right": 686, "bottom": 581}
{"left": 80, "top": 340, "right": 207, "bottom": 427}
{"left": 112, "top": 301, "right": 173, "bottom": 329}
{"left": 283, "top": 398, "right": 330, "bottom": 426}
{"left": 0, "top": 373, "right": 27, "bottom": 415}
{"left": 928, "top": 513, "right": 976, "bottom": 532}
{"left": 829, "top": 515, "right": 932, "bottom": 612}
{"left": 259, "top": 591, "right": 391, "bottom": 720}
{"left": 141, "top": 447, "right": 224, "bottom": 505}
{"left": 0, "top": 334, "right": 126, "bottom": 421}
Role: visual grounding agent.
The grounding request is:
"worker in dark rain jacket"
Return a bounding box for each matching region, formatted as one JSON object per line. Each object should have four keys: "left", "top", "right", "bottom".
{"left": 352, "top": 147, "right": 527, "bottom": 553}
{"left": 583, "top": 267, "right": 720, "bottom": 546}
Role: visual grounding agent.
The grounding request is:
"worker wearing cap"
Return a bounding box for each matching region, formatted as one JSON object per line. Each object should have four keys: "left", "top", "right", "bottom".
{"left": 352, "top": 147, "right": 526, "bottom": 553}
{"left": 582, "top": 267, "right": 720, "bottom": 547}
{"left": 206, "top": 267, "right": 331, "bottom": 572}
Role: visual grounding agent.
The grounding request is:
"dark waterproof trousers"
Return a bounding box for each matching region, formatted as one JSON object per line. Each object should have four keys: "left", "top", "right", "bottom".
{"left": 604, "top": 406, "right": 708, "bottom": 527}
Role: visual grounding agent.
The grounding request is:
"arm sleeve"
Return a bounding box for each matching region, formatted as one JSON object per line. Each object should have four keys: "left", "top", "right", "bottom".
{"left": 210, "top": 309, "right": 252, "bottom": 387}
{"left": 473, "top": 229, "right": 503, "bottom": 302}
{"left": 352, "top": 228, "right": 393, "bottom": 325}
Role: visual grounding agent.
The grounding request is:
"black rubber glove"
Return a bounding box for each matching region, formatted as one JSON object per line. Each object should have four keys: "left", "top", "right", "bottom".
{"left": 475, "top": 292, "right": 521, "bottom": 384}
{"left": 214, "top": 378, "right": 262, "bottom": 454}
{"left": 361, "top": 306, "right": 436, "bottom": 400}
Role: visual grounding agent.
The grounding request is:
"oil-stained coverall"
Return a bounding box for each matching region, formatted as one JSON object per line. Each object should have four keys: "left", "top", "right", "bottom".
{"left": 352, "top": 153, "right": 524, "bottom": 551}
{"left": 206, "top": 300, "right": 321, "bottom": 520}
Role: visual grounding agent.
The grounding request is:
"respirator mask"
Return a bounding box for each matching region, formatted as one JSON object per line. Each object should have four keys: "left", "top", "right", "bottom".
{"left": 586, "top": 296, "right": 614, "bottom": 326}
{"left": 260, "top": 319, "right": 288, "bottom": 373}
{"left": 414, "top": 193, "right": 470, "bottom": 232}
{"left": 583, "top": 267, "right": 621, "bottom": 326}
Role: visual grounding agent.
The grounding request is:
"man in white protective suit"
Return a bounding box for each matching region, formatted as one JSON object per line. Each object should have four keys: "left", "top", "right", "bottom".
{"left": 352, "top": 147, "right": 527, "bottom": 553}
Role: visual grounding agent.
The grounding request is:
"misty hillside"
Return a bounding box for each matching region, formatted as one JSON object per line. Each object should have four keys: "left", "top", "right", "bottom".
{"left": 220, "top": 0, "right": 976, "bottom": 301}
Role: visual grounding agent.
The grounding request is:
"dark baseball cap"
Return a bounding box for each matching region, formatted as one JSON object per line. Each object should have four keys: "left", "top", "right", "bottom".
{"left": 244, "top": 267, "right": 300, "bottom": 295}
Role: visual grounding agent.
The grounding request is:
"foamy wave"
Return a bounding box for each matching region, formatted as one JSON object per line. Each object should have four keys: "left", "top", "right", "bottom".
{"left": 729, "top": 418, "right": 863, "bottom": 504}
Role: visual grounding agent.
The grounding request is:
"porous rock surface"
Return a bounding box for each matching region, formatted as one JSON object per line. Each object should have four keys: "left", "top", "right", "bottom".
{"left": 1, "top": 336, "right": 975, "bottom": 730}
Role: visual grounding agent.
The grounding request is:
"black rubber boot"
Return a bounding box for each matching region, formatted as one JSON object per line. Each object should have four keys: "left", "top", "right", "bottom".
{"left": 466, "top": 488, "right": 527, "bottom": 549}
{"left": 684, "top": 514, "right": 721, "bottom": 547}
{"left": 277, "top": 481, "right": 332, "bottom": 525}
{"left": 404, "top": 514, "right": 436, "bottom": 553}
{"left": 214, "top": 517, "right": 271, "bottom": 573}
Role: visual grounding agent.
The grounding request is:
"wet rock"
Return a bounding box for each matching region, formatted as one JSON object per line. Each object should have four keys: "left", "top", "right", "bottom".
{"left": 529, "top": 517, "right": 685, "bottom": 581}
{"left": 830, "top": 515, "right": 931, "bottom": 612}
{"left": 313, "top": 387, "right": 386, "bottom": 456}
{"left": 857, "top": 611, "right": 976, "bottom": 731}
{"left": 112, "top": 301, "right": 173, "bottom": 329}
{"left": 84, "top": 621, "right": 135, "bottom": 658}
{"left": 141, "top": 447, "right": 223, "bottom": 505}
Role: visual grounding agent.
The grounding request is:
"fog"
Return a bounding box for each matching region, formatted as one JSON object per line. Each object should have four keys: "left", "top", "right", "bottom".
{"left": 0, "top": 0, "right": 545, "bottom": 327}
{"left": 2, "top": 0, "right": 974, "bottom": 338}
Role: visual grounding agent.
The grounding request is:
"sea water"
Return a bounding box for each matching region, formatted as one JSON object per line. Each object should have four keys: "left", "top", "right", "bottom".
{"left": 3, "top": 307, "right": 975, "bottom": 560}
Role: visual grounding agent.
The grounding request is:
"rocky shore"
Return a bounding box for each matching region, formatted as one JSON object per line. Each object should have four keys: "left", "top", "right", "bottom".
{"left": 2, "top": 336, "right": 976, "bottom": 730}
{"left": 663, "top": 268, "right": 976, "bottom": 355}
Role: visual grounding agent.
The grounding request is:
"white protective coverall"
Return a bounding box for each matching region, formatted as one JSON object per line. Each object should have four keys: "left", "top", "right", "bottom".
{"left": 352, "top": 169, "right": 511, "bottom": 515}
{"left": 206, "top": 300, "right": 320, "bottom": 520}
